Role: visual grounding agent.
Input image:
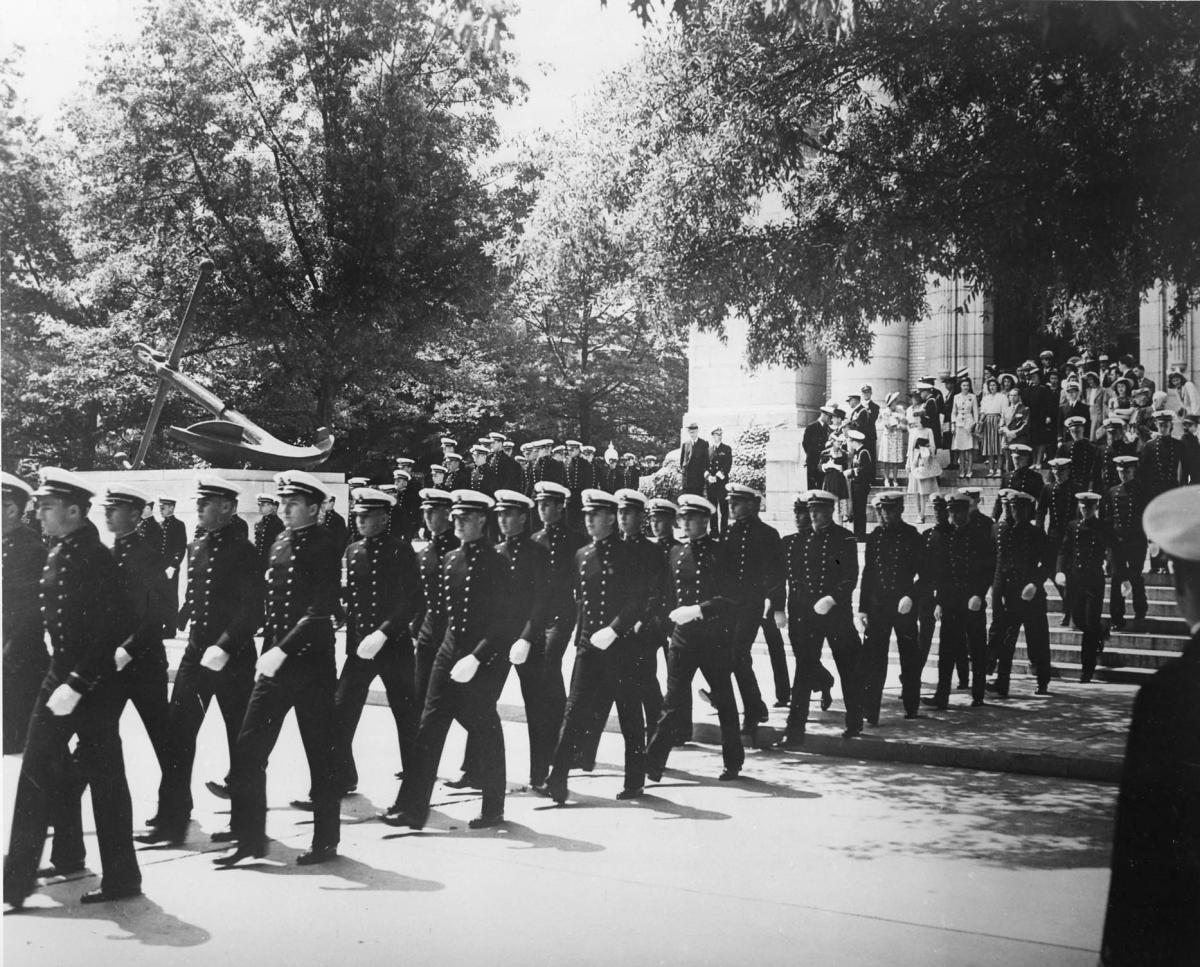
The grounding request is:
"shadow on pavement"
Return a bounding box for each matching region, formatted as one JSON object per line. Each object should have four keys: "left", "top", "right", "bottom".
{"left": 12, "top": 883, "right": 211, "bottom": 946}
{"left": 213, "top": 841, "right": 444, "bottom": 892}
{"left": 775, "top": 758, "right": 1116, "bottom": 871}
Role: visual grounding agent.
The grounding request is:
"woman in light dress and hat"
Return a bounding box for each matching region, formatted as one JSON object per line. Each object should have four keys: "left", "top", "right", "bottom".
{"left": 876, "top": 392, "right": 907, "bottom": 487}
{"left": 820, "top": 421, "right": 851, "bottom": 522}
{"left": 905, "top": 412, "right": 939, "bottom": 524}
{"left": 950, "top": 374, "right": 979, "bottom": 480}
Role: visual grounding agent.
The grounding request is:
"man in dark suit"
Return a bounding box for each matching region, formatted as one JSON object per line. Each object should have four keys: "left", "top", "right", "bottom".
{"left": 1100, "top": 484, "right": 1200, "bottom": 965}
{"left": 705, "top": 426, "right": 733, "bottom": 536}
{"left": 679, "top": 421, "right": 710, "bottom": 496}
{"left": 1181, "top": 413, "right": 1200, "bottom": 485}
{"left": 857, "top": 385, "right": 881, "bottom": 474}
{"left": 802, "top": 404, "right": 834, "bottom": 490}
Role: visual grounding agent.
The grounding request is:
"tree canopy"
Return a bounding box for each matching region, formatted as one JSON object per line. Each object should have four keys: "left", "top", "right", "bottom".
{"left": 606, "top": 0, "right": 1200, "bottom": 366}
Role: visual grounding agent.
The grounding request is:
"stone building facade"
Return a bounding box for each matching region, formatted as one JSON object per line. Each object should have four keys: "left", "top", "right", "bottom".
{"left": 685, "top": 281, "right": 1198, "bottom": 534}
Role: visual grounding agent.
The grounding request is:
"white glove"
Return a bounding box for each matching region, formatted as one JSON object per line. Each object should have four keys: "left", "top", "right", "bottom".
{"left": 357, "top": 630, "right": 387, "bottom": 660}
{"left": 1121, "top": 580, "right": 1132, "bottom": 597}
{"left": 590, "top": 627, "right": 618, "bottom": 651}
{"left": 256, "top": 648, "right": 287, "bottom": 678}
{"left": 669, "top": 605, "right": 703, "bottom": 625}
{"left": 761, "top": 599, "right": 772, "bottom": 619}
{"left": 201, "top": 645, "right": 230, "bottom": 672}
{"left": 934, "top": 605, "right": 943, "bottom": 621}
{"left": 813, "top": 596, "right": 836, "bottom": 615}
{"left": 855, "top": 613, "right": 867, "bottom": 631}
{"left": 165, "top": 566, "right": 177, "bottom": 580}
{"left": 968, "top": 595, "right": 983, "bottom": 612}
{"left": 47, "top": 683, "right": 82, "bottom": 717}
{"left": 1021, "top": 583, "right": 1038, "bottom": 601}
{"left": 774, "top": 610, "right": 787, "bottom": 630}
{"left": 1055, "top": 572, "right": 1067, "bottom": 587}
{"left": 451, "top": 655, "right": 480, "bottom": 683}
{"left": 114, "top": 647, "right": 134, "bottom": 671}
{"left": 509, "top": 638, "right": 532, "bottom": 664}
{"left": 897, "top": 596, "right": 913, "bottom": 615}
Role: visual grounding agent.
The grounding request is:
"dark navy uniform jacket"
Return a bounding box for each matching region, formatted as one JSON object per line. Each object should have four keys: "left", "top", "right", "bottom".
{"left": 112, "top": 530, "right": 173, "bottom": 664}
{"left": 343, "top": 533, "right": 420, "bottom": 657}
{"left": 860, "top": 519, "right": 926, "bottom": 611}
{"left": 182, "top": 522, "right": 263, "bottom": 657}
{"left": 412, "top": 528, "right": 460, "bottom": 650}
{"left": 3, "top": 523, "right": 47, "bottom": 666}
{"left": 263, "top": 524, "right": 340, "bottom": 658}
{"left": 41, "top": 526, "right": 133, "bottom": 693}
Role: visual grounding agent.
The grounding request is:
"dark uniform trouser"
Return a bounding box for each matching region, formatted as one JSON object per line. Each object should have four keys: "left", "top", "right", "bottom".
{"left": 706, "top": 486, "right": 728, "bottom": 537}
{"left": 850, "top": 484, "right": 869, "bottom": 541}
{"left": 1110, "top": 539, "right": 1148, "bottom": 623}
{"left": 335, "top": 645, "right": 419, "bottom": 790}
{"left": 731, "top": 605, "right": 769, "bottom": 724}
{"left": 994, "top": 583, "right": 1051, "bottom": 690}
{"left": 760, "top": 616, "right": 791, "bottom": 704}
{"left": 861, "top": 603, "right": 920, "bottom": 720}
{"left": 579, "top": 630, "right": 662, "bottom": 766}
{"left": 647, "top": 633, "right": 742, "bottom": 776}
{"left": 786, "top": 610, "right": 864, "bottom": 734}
{"left": 155, "top": 646, "right": 255, "bottom": 831}
{"left": 228, "top": 649, "right": 340, "bottom": 852}
{"left": 2, "top": 649, "right": 49, "bottom": 755}
{"left": 1069, "top": 574, "right": 1105, "bottom": 677}
{"left": 4, "top": 676, "right": 140, "bottom": 900}
{"left": 414, "top": 641, "right": 439, "bottom": 711}
{"left": 985, "top": 594, "right": 1010, "bottom": 674}
{"left": 52, "top": 653, "right": 171, "bottom": 869}
{"left": 397, "top": 648, "right": 509, "bottom": 820}
{"left": 463, "top": 634, "right": 561, "bottom": 787}
{"left": 1048, "top": 530, "right": 1070, "bottom": 621}
{"left": 934, "top": 604, "right": 987, "bottom": 703}
{"left": 549, "top": 643, "right": 646, "bottom": 792}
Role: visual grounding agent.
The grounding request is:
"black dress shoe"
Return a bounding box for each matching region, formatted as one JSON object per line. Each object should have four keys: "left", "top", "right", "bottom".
{"left": 772, "top": 733, "right": 805, "bottom": 749}
{"left": 205, "top": 780, "right": 230, "bottom": 800}
{"left": 865, "top": 717, "right": 879, "bottom": 727}
{"left": 904, "top": 711, "right": 921, "bottom": 720}
{"left": 144, "top": 815, "right": 162, "bottom": 828}
{"left": 773, "top": 699, "right": 790, "bottom": 709}
{"left": 646, "top": 766, "right": 664, "bottom": 783}
{"left": 379, "top": 811, "right": 425, "bottom": 830}
{"left": 820, "top": 689, "right": 833, "bottom": 711}
{"left": 1035, "top": 685, "right": 1050, "bottom": 695}
{"left": 290, "top": 799, "right": 315, "bottom": 811}
{"left": 970, "top": 698, "right": 985, "bottom": 707}
{"left": 616, "top": 788, "right": 643, "bottom": 800}
{"left": 718, "top": 769, "right": 740, "bottom": 781}
{"left": 210, "top": 829, "right": 237, "bottom": 843}
{"left": 80, "top": 886, "right": 142, "bottom": 904}
{"left": 842, "top": 727, "right": 863, "bottom": 738}
{"left": 443, "top": 775, "right": 479, "bottom": 790}
{"left": 135, "top": 828, "right": 186, "bottom": 846}
{"left": 213, "top": 845, "right": 267, "bottom": 867}
{"left": 4, "top": 892, "right": 27, "bottom": 911}
{"left": 468, "top": 814, "right": 504, "bottom": 830}
{"left": 546, "top": 783, "right": 569, "bottom": 805}
{"left": 920, "top": 696, "right": 949, "bottom": 710}
{"left": 296, "top": 846, "right": 337, "bottom": 866}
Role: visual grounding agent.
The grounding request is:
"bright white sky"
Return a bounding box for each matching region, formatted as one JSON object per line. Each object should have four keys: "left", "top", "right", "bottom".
{"left": 0, "top": 0, "right": 647, "bottom": 137}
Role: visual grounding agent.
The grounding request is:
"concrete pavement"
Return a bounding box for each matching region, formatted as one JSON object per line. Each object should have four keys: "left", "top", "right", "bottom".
{"left": 3, "top": 704, "right": 1114, "bottom": 967}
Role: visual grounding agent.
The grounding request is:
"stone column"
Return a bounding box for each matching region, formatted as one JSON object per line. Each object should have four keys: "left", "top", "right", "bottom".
{"left": 828, "top": 321, "right": 910, "bottom": 410}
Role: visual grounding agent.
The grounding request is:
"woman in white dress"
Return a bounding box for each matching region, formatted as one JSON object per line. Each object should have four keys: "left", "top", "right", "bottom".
{"left": 906, "top": 419, "right": 939, "bottom": 523}
{"left": 876, "top": 393, "right": 907, "bottom": 487}
{"left": 950, "top": 376, "right": 979, "bottom": 481}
